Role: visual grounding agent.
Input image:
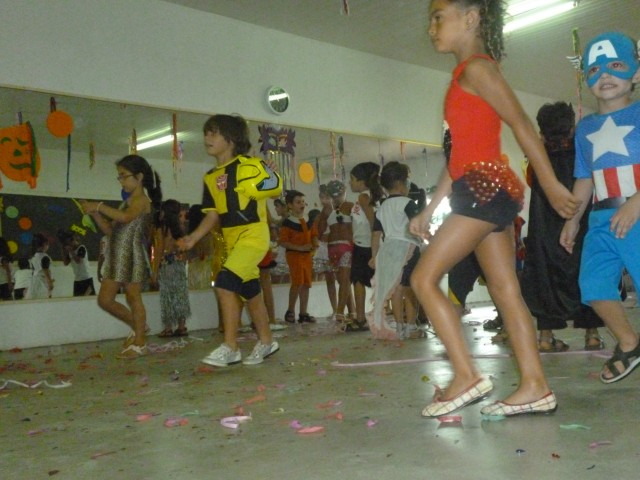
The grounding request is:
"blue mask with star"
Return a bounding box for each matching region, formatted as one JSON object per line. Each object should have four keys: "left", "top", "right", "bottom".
{"left": 583, "top": 32, "right": 639, "bottom": 88}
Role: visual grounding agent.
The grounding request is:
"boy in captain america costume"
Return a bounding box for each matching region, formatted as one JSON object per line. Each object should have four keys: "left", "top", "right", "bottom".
{"left": 561, "top": 32, "right": 640, "bottom": 383}
{"left": 179, "top": 114, "right": 282, "bottom": 367}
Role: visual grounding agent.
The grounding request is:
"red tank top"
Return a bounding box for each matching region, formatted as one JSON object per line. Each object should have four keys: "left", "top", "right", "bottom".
{"left": 444, "top": 54, "right": 502, "bottom": 180}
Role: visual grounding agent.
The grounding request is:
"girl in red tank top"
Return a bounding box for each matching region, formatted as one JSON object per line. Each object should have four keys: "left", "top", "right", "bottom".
{"left": 409, "top": 0, "right": 580, "bottom": 419}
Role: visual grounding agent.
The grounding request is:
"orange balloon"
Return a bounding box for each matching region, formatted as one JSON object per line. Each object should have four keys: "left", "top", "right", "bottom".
{"left": 18, "top": 216, "right": 32, "bottom": 230}
{"left": 47, "top": 110, "right": 74, "bottom": 137}
{"left": 298, "top": 162, "right": 315, "bottom": 184}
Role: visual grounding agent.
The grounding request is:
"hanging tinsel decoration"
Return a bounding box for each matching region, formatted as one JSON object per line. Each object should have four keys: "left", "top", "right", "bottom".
{"left": 330, "top": 132, "right": 337, "bottom": 180}
{"left": 66, "top": 134, "right": 71, "bottom": 191}
{"left": 338, "top": 135, "right": 345, "bottom": 182}
{"left": 567, "top": 28, "right": 583, "bottom": 120}
{"left": 341, "top": 0, "right": 350, "bottom": 16}
{"left": 129, "top": 129, "right": 137, "bottom": 155}
{"left": 171, "top": 113, "right": 181, "bottom": 184}
{"left": 89, "top": 142, "right": 95, "bottom": 170}
{"left": 422, "top": 147, "right": 428, "bottom": 177}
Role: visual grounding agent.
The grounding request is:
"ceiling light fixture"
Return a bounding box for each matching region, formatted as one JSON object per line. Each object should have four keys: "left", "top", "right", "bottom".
{"left": 504, "top": 0, "right": 577, "bottom": 34}
{"left": 136, "top": 134, "right": 175, "bottom": 151}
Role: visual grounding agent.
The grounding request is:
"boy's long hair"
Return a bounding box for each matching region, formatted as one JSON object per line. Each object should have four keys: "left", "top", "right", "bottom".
{"left": 203, "top": 114, "right": 251, "bottom": 156}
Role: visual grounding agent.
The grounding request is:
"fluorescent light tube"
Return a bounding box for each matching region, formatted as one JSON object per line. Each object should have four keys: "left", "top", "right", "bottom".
{"left": 504, "top": 1, "right": 576, "bottom": 33}
{"left": 136, "top": 134, "right": 175, "bottom": 151}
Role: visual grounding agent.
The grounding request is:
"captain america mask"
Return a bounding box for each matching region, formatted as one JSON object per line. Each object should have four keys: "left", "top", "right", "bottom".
{"left": 583, "top": 32, "right": 639, "bottom": 88}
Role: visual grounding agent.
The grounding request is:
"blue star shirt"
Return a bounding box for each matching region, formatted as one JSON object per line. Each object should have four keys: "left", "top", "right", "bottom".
{"left": 574, "top": 101, "right": 640, "bottom": 201}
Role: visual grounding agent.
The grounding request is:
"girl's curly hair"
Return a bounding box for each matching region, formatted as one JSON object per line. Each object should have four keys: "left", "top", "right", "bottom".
{"left": 447, "top": 0, "right": 507, "bottom": 62}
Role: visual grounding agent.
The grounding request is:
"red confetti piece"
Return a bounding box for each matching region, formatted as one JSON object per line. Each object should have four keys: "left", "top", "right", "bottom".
{"left": 244, "top": 394, "right": 266, "bottom": 405}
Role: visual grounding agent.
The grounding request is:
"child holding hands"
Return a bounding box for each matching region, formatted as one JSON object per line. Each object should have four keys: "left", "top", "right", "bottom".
{"left": 560, "top": 31, "right": 640, "bottom": 383}
{"left": 410, "top": 0, "right": 579, "bottom": 418}
{"left": 81, "top": 154, "right": 162, "bottom": 359}
{"left": 178, "top": 114, "right": 282, "bottom": 367}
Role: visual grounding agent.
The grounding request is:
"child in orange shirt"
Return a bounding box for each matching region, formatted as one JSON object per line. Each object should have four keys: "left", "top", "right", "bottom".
{"left": 279, "top": 190, "right": 318, "bottom": 323}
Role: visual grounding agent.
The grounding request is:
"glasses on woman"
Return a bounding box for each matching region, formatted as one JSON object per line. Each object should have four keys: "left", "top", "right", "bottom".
{"left": 116, "top": 174, "right": 134, "bottom": 182}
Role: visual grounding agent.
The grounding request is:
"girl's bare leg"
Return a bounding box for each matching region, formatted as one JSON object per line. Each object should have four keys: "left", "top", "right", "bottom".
{"left": 336, "top": 266, "right": 351, "bottom": 316}
{"left": 124, "top": 282, "right": 146, "bottom": 345}
{"left": 354, "top": 282, "right": 367, "bottom": 321}
{"left": 475, "top": 226, "right": 550, "bottom": 404}
{"left": 324, "top": 270, "right": 338, "bottom": 314}
{"left": 98, "top": 278, "right": 133, "bottom": 329}
{"left": 411, "top": 215, "right": 495, "bottom": 399}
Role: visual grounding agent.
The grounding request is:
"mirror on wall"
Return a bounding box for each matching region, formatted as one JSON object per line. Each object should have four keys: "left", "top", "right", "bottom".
{"left": 0, "top": 86, "right": 444, "bottom": 298}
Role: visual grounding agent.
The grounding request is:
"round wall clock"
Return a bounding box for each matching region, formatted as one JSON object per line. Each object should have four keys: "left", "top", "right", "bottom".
{"left": 266, "top": 86, "right": 290, "bottom": 114}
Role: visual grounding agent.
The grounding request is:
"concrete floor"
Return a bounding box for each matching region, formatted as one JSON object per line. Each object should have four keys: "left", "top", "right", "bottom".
{"left": 2, "top": 302, "right": 640, "bottom": 480}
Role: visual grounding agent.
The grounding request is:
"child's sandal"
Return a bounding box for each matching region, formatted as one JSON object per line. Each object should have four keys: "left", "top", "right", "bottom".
{"left": 116, "top": 344, "right": 147, "bottom": 360}
{"left": 284, "top": 310, "right": 296, "bottom": 323}
{"left": 172, "top": 327, "right": 188, "bottom": 337}
{"left": 584, "top": 333, "right": 605, "bottom": 351}
{"left": 158, "top": 328, "right": 174, "bottom": 338}
{"left": 600, "top": 342, "right": 640, "bottom": 383}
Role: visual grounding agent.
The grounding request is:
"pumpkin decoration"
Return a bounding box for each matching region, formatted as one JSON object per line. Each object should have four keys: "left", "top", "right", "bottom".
{"left": 0, "top": 121, "right": 41, "bottom": 188}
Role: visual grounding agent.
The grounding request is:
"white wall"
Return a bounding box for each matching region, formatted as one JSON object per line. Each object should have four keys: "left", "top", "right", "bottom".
{"left": 0, "top": 0, "right": 448, "bottom": 144}
{"left": 0, "top": 0, "right": 563, "bottom": 348}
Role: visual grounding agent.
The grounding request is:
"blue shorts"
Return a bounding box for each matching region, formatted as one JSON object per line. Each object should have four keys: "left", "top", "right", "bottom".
{"left": 580, "top": 209, "right": 640, "bottom": 303}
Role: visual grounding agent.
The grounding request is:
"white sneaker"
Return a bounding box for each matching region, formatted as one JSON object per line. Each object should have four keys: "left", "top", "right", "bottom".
{"left": 242, "top": 341, "right": 280, "bottom": 365}
{"left": 201, "top": 344, "right": 241, "bottom": 367}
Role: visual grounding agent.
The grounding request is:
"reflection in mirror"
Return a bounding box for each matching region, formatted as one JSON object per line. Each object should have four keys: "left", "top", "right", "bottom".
{"left": 0, "top": 86, "right": 444, "bottom": 297}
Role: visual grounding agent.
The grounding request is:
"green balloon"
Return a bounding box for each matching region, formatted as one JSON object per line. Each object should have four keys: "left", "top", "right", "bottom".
{"left": 5, "top": 205, "right": 19, "bottom": 218}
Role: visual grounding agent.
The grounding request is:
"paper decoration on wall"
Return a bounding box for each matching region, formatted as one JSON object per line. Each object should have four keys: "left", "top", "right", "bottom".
{"left": 46, "top": 97, "right": 74, "bottom": 138}
{"left": 18, "top": 216, "right": 32, "bottom": 230}
{"left": 129, "top": 128, "right": 137, "bottom": 154}
{"left": 0, "top": 121, "right": 41, "bottom": 189}
{"left": 341, "top": 0, "right": 350, "bottom": 16}
{"left": 298, "top": 162, "right": 314, "bottom": 184}
{"left": 66, "top": 134, "right": 72, "bottom": 191}
{"left": 7, "top": 240, "right": 18, "bottom": 255}
{"left": 258, "top": 124, "right": 296, "bottom": 191}
{"left": 566, "top": 28, "right": 583, "bottom": 120}
{"left": 337, "top": 136, "right": 345, "bottom": 181}
{"left": 89, "top": 142, "right": 95, "bottom": 169}
{"left": 422, "top": 147, "right": 428, "bottom": 177}
{"left": 171, "top": 113, "right": 182, "bottom": 184}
